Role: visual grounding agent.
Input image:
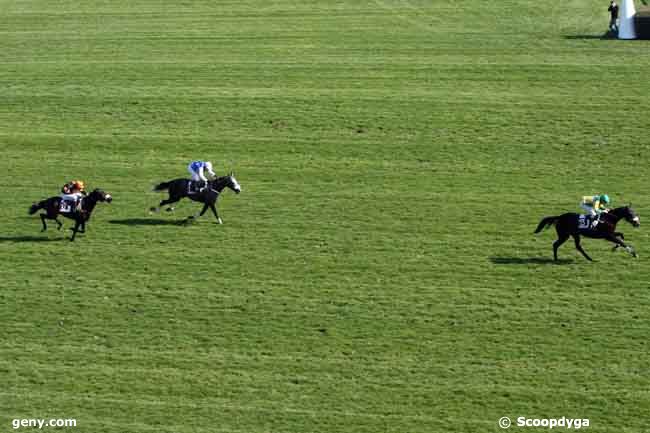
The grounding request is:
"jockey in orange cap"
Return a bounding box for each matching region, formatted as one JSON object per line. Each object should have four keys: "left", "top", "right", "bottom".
{"left": 60, "top": 180, "right": 86, "bottom": 212}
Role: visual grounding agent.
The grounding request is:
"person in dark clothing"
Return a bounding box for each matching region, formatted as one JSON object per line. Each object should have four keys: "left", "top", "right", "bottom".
{"left": 608, "top": 1, "right": 619, "bottom": 33}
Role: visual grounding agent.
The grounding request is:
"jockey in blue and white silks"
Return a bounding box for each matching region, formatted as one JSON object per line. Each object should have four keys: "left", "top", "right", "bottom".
{"left": 187, "top": 161, "right": 216, "bottom": 188}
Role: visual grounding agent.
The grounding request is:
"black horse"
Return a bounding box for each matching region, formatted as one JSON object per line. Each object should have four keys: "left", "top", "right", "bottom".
{"left": 534, "top": 205, "right": 640, "bottom": 261}
{"left": 150, "top": 173, "right": 241, "bottom": 224}
{"left": 28, "top": 189, "right": 113, "bottom": 241}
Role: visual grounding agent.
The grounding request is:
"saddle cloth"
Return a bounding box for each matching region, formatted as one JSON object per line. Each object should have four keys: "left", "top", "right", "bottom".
{"left": 187, "top": 181, "right": 204, "bottom": 195}
{"left": 578, "top": 214, "right": 593, "bottom": 229}
{"left": 59, "top": 199, "right": 76, "bottom": 213}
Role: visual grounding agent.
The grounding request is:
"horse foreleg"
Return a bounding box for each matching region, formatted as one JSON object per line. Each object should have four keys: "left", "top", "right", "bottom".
{"left": 210, "top": 204, "right": 222, "bottom": 224}
{"left": 186, "top": 204, "right": 208, "bottom": 223}
{"left": 572, "top": 235, "right": 593, "bottom": 261}
{"left": 606, "top": 234, "right": 637, "bottom": 258}
{"left": 200, "top": 204, "right": 209, "bottom": 216}
{"left": 611, "top": 232, "right": 624, "bottom": 251}
{"left": 56, "top": 218, "right": 63, "bottom": 230}
{"left": 70, "top": 221, "right": 81, "bottom": 241}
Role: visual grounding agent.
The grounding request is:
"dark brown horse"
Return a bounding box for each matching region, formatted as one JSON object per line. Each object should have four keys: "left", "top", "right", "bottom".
{"left": 28, "top": 189, "right": 113, "bottom": 241}
{"left": 150, "top": 173, "right": 241, "bottom": 224}
{"left": 534, "top": 205, "right": 640, "bottom": 261}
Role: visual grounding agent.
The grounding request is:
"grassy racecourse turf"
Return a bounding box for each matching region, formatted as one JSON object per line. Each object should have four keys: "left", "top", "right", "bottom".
{"left": 1, "top": 0, "right": 650, "bottom": 431}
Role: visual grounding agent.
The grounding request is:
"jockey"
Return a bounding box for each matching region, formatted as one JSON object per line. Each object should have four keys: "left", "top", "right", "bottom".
{"left": 580, "top": 194, "right": 610, "bottom": 228}
{"left": 187, "top": 160, "right": 216, "bottom": 191}
{"left": 61, "top": 180, "right": 86, "bottom": 211}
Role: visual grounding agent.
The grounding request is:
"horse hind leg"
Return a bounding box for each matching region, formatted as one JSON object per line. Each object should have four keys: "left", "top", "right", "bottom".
{"left": 553, "top": 234, "right": 569, "bottom": 261}
{"left": 40, "top": 214, "right": 48, "bottom": 232}
{"left": 150, "top": 196, "right": 180, "bottom": 213}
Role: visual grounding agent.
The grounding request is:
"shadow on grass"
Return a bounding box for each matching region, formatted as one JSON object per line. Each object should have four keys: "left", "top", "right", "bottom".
{"left": 108, "top": 218, "right": 184, "bottom": 226}
{"left": 564, "top": 31, "right": 616, "bottom": 40}
{"left": 489, "top": 257, "right": 574, "bottom": 265}
{"left": 0, "top": 235, "right": 65, "bottom": 243}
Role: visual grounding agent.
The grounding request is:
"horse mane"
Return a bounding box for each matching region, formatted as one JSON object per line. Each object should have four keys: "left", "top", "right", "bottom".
{"left": 602, "top": 205, "right": 630, "bottom": 223}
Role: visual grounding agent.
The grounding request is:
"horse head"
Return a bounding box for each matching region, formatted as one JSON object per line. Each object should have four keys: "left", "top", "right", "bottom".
{"left": 212, "top": 172, "right": 241, "bottom": 194}
{"left": 624, "top": 204, "right": 640, "bottom": 227}
{"left": 226, "top": 172, "right": 241, "bottom": 194}
{"left": 609, "top": 204, "right": 640, "bottom": 228}
{"left": 87, "top": 189, "right": 113, "bottom": 204}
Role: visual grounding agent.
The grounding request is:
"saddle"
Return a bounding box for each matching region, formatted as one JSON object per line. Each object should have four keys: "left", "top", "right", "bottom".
{"left": 188, "top": 180, "right": 207, "bottom": 195}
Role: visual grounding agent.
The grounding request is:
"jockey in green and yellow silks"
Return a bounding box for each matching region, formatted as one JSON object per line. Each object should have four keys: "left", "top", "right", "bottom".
{"left": 580, "top": 194, "right": 610, "bottom": 228}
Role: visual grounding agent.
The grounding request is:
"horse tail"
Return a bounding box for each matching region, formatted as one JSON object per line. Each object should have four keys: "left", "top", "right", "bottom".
{"left": 534, "top": 216, "right": 558, "bottom": 233}
{"left": 153, "top": 181, "right": 171, "bottom": 192}
{"left": 29, "top": 200, "right": 47, "bottom": 215}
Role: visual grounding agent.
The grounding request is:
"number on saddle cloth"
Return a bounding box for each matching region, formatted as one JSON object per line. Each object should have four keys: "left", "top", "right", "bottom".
{"left": 578, "top": 214, "right": 592, "bottom": 230}
{"left": 59, "top": 199, "right": 75, "bottom": 213}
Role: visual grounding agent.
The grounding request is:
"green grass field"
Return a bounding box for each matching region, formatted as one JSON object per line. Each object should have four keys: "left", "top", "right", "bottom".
{"left": 2, "top": 1, "right": 650, "bottom": 432}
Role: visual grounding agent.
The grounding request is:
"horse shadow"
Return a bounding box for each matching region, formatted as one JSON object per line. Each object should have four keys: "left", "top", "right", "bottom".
{"left": 108, "top": 218, "right": 184, "bottom": 226}
{"left": 0, "top": 235, "right": 65, "bottom": 243}
{"left": 564, "top": 31, "right": 616, "bottom": 40}
{"left": 489, "top": 256, "right": 574, "bottom": 265}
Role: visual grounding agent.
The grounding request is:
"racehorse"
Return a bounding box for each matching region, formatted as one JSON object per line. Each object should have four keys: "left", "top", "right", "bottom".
{"left": 534, "top": 205, "right": 640, "bottom": 261}
{"left": 28, "top": 189, "right": 113, "bottom": 241}
{"left": 150, "top": 172, "right": 241, "bottom": 224}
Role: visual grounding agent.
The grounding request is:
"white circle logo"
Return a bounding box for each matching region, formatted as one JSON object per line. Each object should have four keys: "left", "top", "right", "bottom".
{"left": 499, "top": 417, "right": 511, "bottom": 429}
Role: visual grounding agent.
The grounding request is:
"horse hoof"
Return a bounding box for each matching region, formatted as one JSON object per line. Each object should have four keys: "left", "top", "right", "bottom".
{"left": 217, "top": 218, "right": 223, "bottom": 225}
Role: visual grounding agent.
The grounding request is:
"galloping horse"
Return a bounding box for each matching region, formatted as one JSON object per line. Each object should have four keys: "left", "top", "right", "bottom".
{"left": 29, "top": 189, "right": 113, "bottom": 241}
{"left": 534, "top": 205, "right": 640, "bottom": 261}
{"left": 150, "top": 172, "right": 241, "bottom": 224}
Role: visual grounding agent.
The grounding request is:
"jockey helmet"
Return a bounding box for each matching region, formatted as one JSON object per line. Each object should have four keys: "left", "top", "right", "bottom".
{"left": 74, "top": 180, "right": 85, "bottom": 191}
{"left": 205, "top": 161, "right": 213, "bottom": 170}
{"left": 599, "top": 194, "right": 610, "bottom": 204}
